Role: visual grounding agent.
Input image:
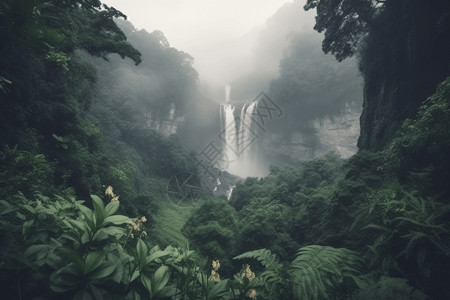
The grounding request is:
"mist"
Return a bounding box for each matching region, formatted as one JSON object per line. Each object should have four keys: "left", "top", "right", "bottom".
{"left": 82, "top": 0, "right": 362, "bottom": 179}
{"left": 194, "top": 1, "right": 317, "bottom": 99}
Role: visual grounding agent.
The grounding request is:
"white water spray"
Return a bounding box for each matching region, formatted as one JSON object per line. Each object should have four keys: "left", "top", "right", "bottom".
{"left": 220, "top": 85, "right": 263, "bottom": 177}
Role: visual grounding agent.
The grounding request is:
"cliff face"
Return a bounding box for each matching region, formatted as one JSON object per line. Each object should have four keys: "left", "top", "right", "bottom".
{"left": 358, "top": 0, "right": 450, "bottom": 151}
{"left": 264, "top": 107, "right": 361, "bottom": 166}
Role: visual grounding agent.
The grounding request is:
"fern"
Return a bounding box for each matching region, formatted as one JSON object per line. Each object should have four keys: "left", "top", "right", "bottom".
{"left": 395, "top": 194, "right": 450, "bottom": 259}
{"left": 233, "top": 249, "right": 284, "bottom": 296}
{"left": 233, "top": 248, "right": 282, "bottom": 271}
{"left": 289, "top": 245, "right": 364, "bottom": 300}
{"left": 362, "top": 190, "right": 450, "bottom": 280}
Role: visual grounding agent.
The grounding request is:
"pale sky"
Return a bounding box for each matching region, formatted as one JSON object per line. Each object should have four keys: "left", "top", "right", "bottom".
{"left": 103, "top": 0, "right": 297, "bottom": 83}
{"left": 104, "top": 0, "right": 293, "bottom": 49}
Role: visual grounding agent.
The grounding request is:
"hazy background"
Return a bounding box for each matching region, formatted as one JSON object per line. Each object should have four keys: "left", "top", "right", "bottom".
{"left": 97, "top": 0, "right": 362, "bottom": 178}
{"left": 104, "top": 0, "right": 314, "bottom": 87}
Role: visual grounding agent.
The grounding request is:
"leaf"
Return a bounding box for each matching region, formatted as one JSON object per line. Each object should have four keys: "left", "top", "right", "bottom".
{"left": 125, "top": 290, "right": 141, "bottom": 300}
{"left": 207, "top": 279, "right": 230, "bottom": 299}
{"left": 104, "top": 200, "right": 119, "bottom": 217}
{"left": 81, "top": 230, "right": 90, "bottom": 244}
{"left": 61, "top": 233, "right": 80, "bottom": 244}
{"left": 22, "top": 219, "right": 34, "bottom": 236}
{"left": 104, "top": 215, "right": 132, "bottom": 225}
{"left": 68, "top": 219, "right": 89, "bottom": 233}
{"left": 78, "top": 205, "right": 95, "bottom": 230}
{"left": 89, "top": 262, "right": 117, "bottom": 280}
{"left": 234, "top": 248, "right": 282, "bottom": 271}
{"left": 64, "top": 251, "right": 86, "bottom": 274}
{"left": 130, "top": 269, "right": 140, "bottom": 283}
{"left": 24, "top": 244, "right": 51, "bottom": 266}
{"left": 136, "top": 239, "right": 148, "bottom": 268}
{"left": 85, "top": 251, "right": 104, "bottom": 274}
{"left": 141, "top": 274, "right": 153, "bottom": 298}
{"left": 50, "top": 265, "right": 83, "bottom": 293}
{"left": 151, "top": 265, "right": 170, "bottom": 295}
{"left": 146, "top": 250, "right": 171, "bottom": 264}
{"left": 362, "top": 223, "right": 391, "bottom": 232}
{"left": 289, "top": 245, "right": 364, "bottom": 299}
{"left": 16, "top": 211, "right": 26, "bottom": 220}
{"left": 0, "top": 200, "right": 17, "bottom": 215}
{"left": 52, "top": 133, "right": 70, "bottom": 143}
{"left": 91, "top": 195, "right": 105, "bottom": 227}
{"left": 92, "top": 226, "right": 125, "bottom": 242}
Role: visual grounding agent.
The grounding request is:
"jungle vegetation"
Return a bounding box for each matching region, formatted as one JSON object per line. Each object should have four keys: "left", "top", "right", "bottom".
{"left": 1, "top": 0, "right": 449, "bottom": 299}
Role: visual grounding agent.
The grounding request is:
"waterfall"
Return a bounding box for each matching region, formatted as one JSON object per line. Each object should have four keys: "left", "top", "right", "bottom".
{"left": 222, "top": 103, "right": 238, "bottom": 174}
{"left": 220, "top": 85, "right": 262, "bottom": 177}
{"left": 239, "top": 101, "right": 258, "bottom": 176}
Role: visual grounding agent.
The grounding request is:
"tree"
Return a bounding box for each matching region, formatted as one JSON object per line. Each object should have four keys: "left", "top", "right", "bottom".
{"left": 0, "top": 0, "right": 141, "bottom": 64}
{"left": 0, "top": 0, "right": 142, "bottom": 198}
{"left": 182, "top": 199, "right": 239, "bottom": 275}
{"left": 303, "top": 0, "right": 378, "bottom": 61}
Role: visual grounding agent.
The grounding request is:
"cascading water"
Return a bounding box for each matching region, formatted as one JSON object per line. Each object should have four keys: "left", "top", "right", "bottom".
{"left": 220, "top": 85, "right": 262, "bottom": 177}
{"left": 221, "top": 85, "right": 238, "bottom": 174}
{"left": 238, "top": 101, "right": 259, "bottom": 177}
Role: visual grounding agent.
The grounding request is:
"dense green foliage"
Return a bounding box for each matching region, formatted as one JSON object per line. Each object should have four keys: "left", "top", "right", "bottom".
{"left": 290, "top": 245, "right": 363, "bottom": 299}
{"left": 182, "top": 199, "right": 239, "bottom": 276}
{"left": 0, "top": 0, "right": 199, "bottom": 209}
{"left": 1, "top": 0, "right": 449, "bottom": 299}
{"left": 182, "top": 78, "right": 450, "bottom": 298}
{"left": 0, "top": 192, "right": 262, "bottom": 299}
{"left": 0, "top": 0, "right": 139, "bottom": 198}
{"left": 85, "top": 19, "right": 198, "bottom": 124}
{"left": 303, "top": 0, "right": 377, "bottom": 61}
{"left": 183, "top": 154, "right": 344, "bottom": 273}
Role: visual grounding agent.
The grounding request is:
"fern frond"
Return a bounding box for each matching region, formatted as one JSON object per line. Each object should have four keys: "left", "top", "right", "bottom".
{"left": 289, "top": 245, "right": 364, "bottom": 299}
{"left": 400, "top": 231, "right": 430, "bottom": 258}
{"left": 396, "top": 217, "right": 447, "bottom": 233}
{"left": 362, "top": 223, "right": 391, "bottom": 232}
{"left": 233, "top": 248, "right": 282, "bottom": 271}
{"left": 234, "top": 249, "right": 284, "bottom": 295}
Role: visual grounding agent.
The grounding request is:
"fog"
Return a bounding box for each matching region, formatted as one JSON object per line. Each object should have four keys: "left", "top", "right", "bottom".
{"left": 103, "top": 0, "right": 315, "bottom": 89}
{"left": 93, "top": 0, "right": 362, "bottom": 178}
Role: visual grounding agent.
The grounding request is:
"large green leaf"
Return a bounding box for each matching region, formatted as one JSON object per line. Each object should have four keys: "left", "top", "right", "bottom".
{"left": 68, "top": 219, "right": 89, "bottom": 233}
{"left": 104, "top": 215, "right": 132, "bottom": 225}
{"left": 89, "top": 262, "right": 117, "bottom": 280}
{"left": 146, "top": 250, "right": 171, "bottom": 264}
{"left": 104, "top": 200, "right": 119, "bottom": 217}
{"left": 91, "top": 195, "right": 105, "bottom": 227}
{"left": 92, "top": 226, "right": 125, "bottom": 242}
{"left": 85, "top": 251, "right": 104, "bottom": 274}
{"left": 151, "top": 265, "right": 170, "bottom": 295}
{"left": 136, "top": 239, "right": 148, "bottom": 268}
{"left": 207, "top": 279, "right": 230, "bottom": 299}
{"left": 141, "top": 274, "right": 153, "bottom": 298}
{"left": 78, "top": 205, "right": 95, "bottom": 230}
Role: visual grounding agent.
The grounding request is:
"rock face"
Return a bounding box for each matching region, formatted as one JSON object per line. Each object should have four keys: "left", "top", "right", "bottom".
{"left": 147, "top": 104, "right": 184, "bottom": 136}
{"left": 263, "top": 107, "right": 361, "bottom": 166}
{"left": 358, "top": 0, "right": 450, "bottom": 151}
{"left": 313, "top": 109, "right": 361, "bottom": 158}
